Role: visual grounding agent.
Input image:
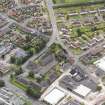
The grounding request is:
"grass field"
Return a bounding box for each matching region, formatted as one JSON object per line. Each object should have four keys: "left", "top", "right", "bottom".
{"left": 53, "top": 0, "right": 103, "bottom": 4}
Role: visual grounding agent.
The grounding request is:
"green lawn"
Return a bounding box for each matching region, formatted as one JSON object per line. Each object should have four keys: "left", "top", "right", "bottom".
{"left": 53, "top": 0, "right": 103, "bottom": 4}
{"left": 10, "top": 78, "right": 27, "bottom": 91}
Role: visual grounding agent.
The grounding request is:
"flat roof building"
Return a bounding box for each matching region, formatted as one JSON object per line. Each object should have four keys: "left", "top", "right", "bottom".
{"left": 73, "top": 84, "right": 91, "bottom": 97}
{"left": 94, "top": 57, "right": 105, "bottom": 72}
{"left": 43, "top": 88, "right": 65, "bottom": 105}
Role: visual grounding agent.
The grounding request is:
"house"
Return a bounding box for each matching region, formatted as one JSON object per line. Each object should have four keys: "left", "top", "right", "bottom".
{"left": 88, "top": 39, "right": 97, "bottom": 47}
{"left": 90, "top": 46, "right": 103, "bottom": 56}
{"left": 80, "top": 11, "right": 88, "bottom": 15}
{"left": 80, "top": 44, "right": 89, "bottom": 50}
{"left": 69, "top": 13, "right": 79, "bottom": 16}
{"left": 93, "top": 36, "right": 104, "bottom": 42}
{"left": 89, "top": 10, "right": 97, "bottom": 14}
{"left": 99, "top": 9, "right": 105, "bottom": 13}
{"left": 72, "top": 20, "right": 81, "bottom": 26}
{"left": 80, "top": 53, "right": 92, "bottom": 64}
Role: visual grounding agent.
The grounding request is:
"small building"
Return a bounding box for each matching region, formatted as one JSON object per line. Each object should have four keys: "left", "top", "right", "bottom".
{"left": 80, "top": 44, "right": 89, "bottom": 50}
{"left": 88, "top": 39, "right": 97, "bottom": 47}
{"left": 90, "top": 46, "right": 103, "bottom": 56}
{"left": 93, "top": 36, "right": 104, "bottom": 42}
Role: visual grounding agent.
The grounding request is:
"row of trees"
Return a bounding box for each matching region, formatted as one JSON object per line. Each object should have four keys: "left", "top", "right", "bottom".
{"left": 10, "top": 56, "right": 28, "bottom": 65}
{"left": 23, "top": 36, "right": 48, "bottom": 56}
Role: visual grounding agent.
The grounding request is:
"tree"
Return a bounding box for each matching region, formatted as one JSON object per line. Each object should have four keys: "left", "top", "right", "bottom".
{"left": 1, "top": 55, "right": 5, "bottom": 59}
{"left": 23, "top": 103, "right": 28, "bottom": 105}
{"left": 23, "top": 44, "right": 31, "bottom": 51}
{"left": 16, "top": 58, "right": 23, "bottom": 65}
{"left": 53, "top": 0, "right": 56, "bottom": 4}
{"left": 96, "top": 86, "right": 102, "bottom": 92}
{"left": 103, "top": 14, "right": 105, "bottom": 20}
{"left": 10, "top": 56, "right": 25, "bottom": 65}
{"left": 10, "top": 74, "right": 14, "bottom": 80}
{"left": 15, "top": 67, "right": 23, "bottom": 76}
{"left": 31, "top": 37, "right": 47, "bottom": 53}
{"left": 28, "top": 71, "right": 34, "bottom": 78}
{"left": 65, "top": 14, "right": 69, "bottom": 20}
{"left": 50, "top": 43, "right": 61, "bottom": 54}
{"left": 91, "top": 26, "right": 97, "bottom": 32}
{"left": 26, "top": 87, "right": 41, "bottom": 99}
{"left": 0, "top": 80, "right": 5, "bottom": 87}
{"left": 25, "top": 35, "right": 32, "bottom": 42}
{"left": 77, "top": 28, "right": 83, "bottom": 37}
{"left": 10, "top": 56, "right": 16, "bottom": 63}
{"left": 28, "top": 48, "right": 35, "bottom": 56}
{"left": 81, "top": 103, "right": 85, "bottom": 105}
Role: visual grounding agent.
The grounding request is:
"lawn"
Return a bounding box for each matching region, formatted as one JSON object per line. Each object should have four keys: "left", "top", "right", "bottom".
{"left": 10, "top": 78, "right": 27, "bottom": 91}
{"left": 53, "top": 0, "right": 103, "bottom": 4}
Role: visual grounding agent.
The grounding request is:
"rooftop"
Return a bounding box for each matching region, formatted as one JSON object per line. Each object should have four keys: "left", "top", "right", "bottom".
{"left": 73, "top": 84, "right": 91, "bottom": 97}
{"left": 94, "top": 56, "right": 105, "bottom": 71}
{"left": 43, "top": 88, "right": 65, "bottom": 105}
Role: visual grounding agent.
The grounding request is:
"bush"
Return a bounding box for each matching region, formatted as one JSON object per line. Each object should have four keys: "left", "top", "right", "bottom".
{"left": 96, "top": 86, "right": 102, "bottom": 92}
{"left": 15, "top": 67, "right": 23, "bottom": 76}
{"left": 0, "top": 80, "right": 5, "bottom": 87}
{"left": 26, "top": 87, "right": 41, "bottom": 99}
{"left": 28, "top": 71, "right": 34, "bottom": 78}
